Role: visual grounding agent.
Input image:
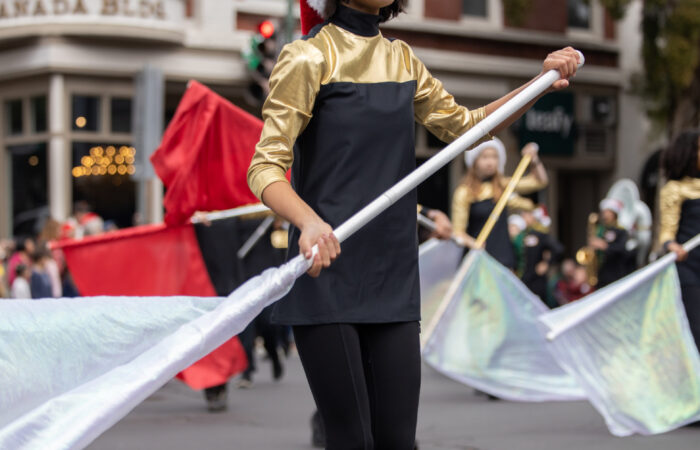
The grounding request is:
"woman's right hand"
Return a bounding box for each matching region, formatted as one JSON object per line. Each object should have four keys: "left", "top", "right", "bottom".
{"left": 455, "top": 232, "right": 482, "bottom": 250}
{"left": 667, "top": 241, "right": 688, "bottom": 262}
{"left": 299, "top": 218, "right": 341, "bottom": 277}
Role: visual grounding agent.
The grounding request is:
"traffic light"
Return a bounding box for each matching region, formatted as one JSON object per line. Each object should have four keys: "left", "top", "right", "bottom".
{"left": 243, "top": 20, "right": 278, "bottom": 106}
{"left": 259, "top": 20, "right": 275, "bottom": 39}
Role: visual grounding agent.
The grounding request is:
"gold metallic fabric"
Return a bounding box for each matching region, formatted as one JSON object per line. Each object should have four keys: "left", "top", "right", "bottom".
{"left": 247, "top": 23, "right": 487, "bottom": 200}
{"left": 658, "top": 177, "right": 700, "bottom": 245}
{"left": 451, "top": 174, "right": 547, "bottom": 235}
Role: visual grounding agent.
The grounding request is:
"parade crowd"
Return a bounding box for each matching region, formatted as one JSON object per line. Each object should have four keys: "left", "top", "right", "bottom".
{"left": 0, "top": 137, "right": 693, "bottom": 312}
{"left": 0, "top": 201, "right": 106, "bottom": 300}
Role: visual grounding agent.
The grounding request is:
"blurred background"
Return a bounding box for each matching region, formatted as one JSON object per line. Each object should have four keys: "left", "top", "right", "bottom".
{"left": 0, "top": 0, "right": 697, "bottom": 257}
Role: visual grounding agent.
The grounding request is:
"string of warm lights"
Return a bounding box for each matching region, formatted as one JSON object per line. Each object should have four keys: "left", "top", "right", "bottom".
{"left": 72, "top": 145, "right": 136, "bottom": 178}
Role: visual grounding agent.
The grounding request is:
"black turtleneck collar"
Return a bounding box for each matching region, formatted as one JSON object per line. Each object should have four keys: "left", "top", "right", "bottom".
{"left": 330, "top": 4, "right": 381, "bottom": 37}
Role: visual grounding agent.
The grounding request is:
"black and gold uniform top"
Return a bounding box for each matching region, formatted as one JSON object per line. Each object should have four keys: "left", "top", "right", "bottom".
{"left": 659, "top": 176, "right": 700, "bottom": 286}
{"left": 513, "top": 227, "right": 563, "bottom": 299}
{"left": 247, "top": 5, "right": 487, "bottom": 325}
{"left": 594, "top": 223, "right": 633, "bottom": 288}
{"left": 451, "top": 176, "right": 546, "bottom": 269}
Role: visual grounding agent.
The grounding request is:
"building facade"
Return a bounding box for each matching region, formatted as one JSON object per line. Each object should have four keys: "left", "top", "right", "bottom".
{"left": 0, "top": 0, "right": 652, "bottom": 255}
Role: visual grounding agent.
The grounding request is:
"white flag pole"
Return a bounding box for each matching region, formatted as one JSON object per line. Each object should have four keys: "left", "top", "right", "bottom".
{"left": 237, "top": 215, "right": 276, "bottom": 259}
{"left": 190, "top": 203, "right": 270, "bottom": 223}
{"left": 293, "top": 51, "right": 585, "bottom": 266}
{"left": 544, "top": 233, "right": 700, "bottom": 341}
{"left": 417, "top": 213, "right": 466, "bottom": 247}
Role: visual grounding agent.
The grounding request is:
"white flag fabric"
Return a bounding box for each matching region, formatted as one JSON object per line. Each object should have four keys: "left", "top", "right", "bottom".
{"left": 539, "top": 252, "right": 700, "bottom": 436}
{"left": 0, "top": 256, "right": 308, "bottom": 450}
{"left": 419, "top": 238, "right": 463, "bottom": 326}
{"left": 422, "top": 249, "right": 584, "bottom": 402}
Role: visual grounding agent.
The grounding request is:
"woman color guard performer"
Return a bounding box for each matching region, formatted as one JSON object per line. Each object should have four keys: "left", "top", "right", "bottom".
{"left": 589, "top": 198, "right": 633, "bottom": 288}
{"left": 247, "top": 0, "right": 580, "bottom": 447}
{"left": 659, "top": 130, "right": 700, "bottom": 352}
{"left": 451, "top": 140, "right": 548, "bottom": 269}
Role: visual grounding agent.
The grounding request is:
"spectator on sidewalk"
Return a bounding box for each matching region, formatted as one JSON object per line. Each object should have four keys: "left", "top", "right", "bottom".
{"left": 11, "top": 264, "right": 32, "bottom": 299}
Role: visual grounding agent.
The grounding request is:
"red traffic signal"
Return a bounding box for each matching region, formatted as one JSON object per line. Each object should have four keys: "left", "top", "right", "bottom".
{"left": 258, "top": 20, "right": 275, "bottom": 39}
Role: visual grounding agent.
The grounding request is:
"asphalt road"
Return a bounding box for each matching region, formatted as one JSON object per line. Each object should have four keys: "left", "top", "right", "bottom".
{"left": 89, "top": 354, "right": 699, "bottom": 450}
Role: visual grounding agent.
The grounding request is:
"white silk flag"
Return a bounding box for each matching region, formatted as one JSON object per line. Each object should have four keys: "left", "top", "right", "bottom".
{"left": 539, "top": 247, "right": 700, "bottom": 436}
{"left": 422, "top": 249, "right": 584, "bottom": 402}
{"left": 0, "top": 256, "right": 308, "bottom": 450}
{"left": 418, "top": 238, "right": 463, "bottom": 326}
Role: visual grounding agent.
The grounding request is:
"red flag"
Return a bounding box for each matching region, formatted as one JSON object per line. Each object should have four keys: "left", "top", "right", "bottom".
{"left": 151, "top": 81, "right": 267, "bottom": 226}
{"left": 56, "top": 225, "right": 247, "bottom": 390}
{"left": 58, "top": 224, "right": 215, "bottom": 296}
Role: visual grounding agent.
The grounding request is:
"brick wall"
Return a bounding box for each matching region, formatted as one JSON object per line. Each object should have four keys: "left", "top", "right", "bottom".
{"left": 424, "top": 0, "right": 462, "bottom": 21}
{"left": 503, "top": 0, "right": 567, "bottom": 34}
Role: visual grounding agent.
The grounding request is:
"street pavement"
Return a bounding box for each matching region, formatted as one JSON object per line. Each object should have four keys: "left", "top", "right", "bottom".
{"left": 89, "top": 353, "right": 699, "bottom": 450}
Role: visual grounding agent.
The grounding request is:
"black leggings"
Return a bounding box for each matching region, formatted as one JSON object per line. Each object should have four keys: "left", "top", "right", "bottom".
{"left": 293, "top": 322, "right": 421, "bottom": 450}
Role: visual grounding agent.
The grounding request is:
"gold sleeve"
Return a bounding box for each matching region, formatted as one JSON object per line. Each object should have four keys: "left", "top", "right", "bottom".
{"left": 451, "top": 184, "right": 471, "bottom": 234}
{"left": 247, "top": 41, "right": 326, "bottom": 200}
{"left": 510, "top": 173, "right": 548, "bottom": 194}
{"left": 507, "top": 194, "right": 535, "bottom": 212}
{"left": 658, "top": 181, "right": 682, "bottom": 245}
{"left": 408, "top": 45, "right": 488, "bottom": 143}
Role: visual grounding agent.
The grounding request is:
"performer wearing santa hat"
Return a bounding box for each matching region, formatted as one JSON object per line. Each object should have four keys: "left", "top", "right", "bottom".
{"left": 248, "top": 1, "right": 579, "bottom": 447}
{"left": 451, "top": 140, "right": 548, "bottom": 269}
{"left": 589, "top": 197, "right": 633, "bottom": 288}
{"left": 659, "top": 130, "right": 700, "bottom": 355}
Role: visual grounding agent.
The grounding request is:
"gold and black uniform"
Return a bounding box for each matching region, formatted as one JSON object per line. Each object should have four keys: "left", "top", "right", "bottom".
{"left": 659, "top": 176, "right": 700, "bottom": 287}
{"left": 451, "top": 176, "right": 546, "bottom": 269}
{"left": 659, "top": 176, "right": 700, "bottom": 349}
{"left": 593, "top": 222, "right": 632, "bottom": 288}
{"left": 247, "top": 5, "right": 487, "bottom": 325}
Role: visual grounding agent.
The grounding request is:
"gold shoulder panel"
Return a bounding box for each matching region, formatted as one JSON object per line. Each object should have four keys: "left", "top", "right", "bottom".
{"left": 512, "top": 173, "right": 548, "bottom": 194}
{"left": 658, "top": 177, "right": 700, "bottom": 245}
{"left": 249, "top": 26, "right": 491, "bottom": 201}
{"left": 659, "top": 180, "right": 682, "bottom": 245}
{"left": 404, "top": 40, "right": 487, "bottom": 144}
{"left": 451, "top": 184, "right": 471, "bottom": 234}
{"left": 247, "top": 40, "right": 327, "bottom": 200}
{"left": 313, "top": 25, "right": 414, "bottom": 85}
{"left": 507, "top": 194, "right": 535, "bottom": 212}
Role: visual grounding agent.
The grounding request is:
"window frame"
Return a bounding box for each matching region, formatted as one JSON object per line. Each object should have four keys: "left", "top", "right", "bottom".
{"left": 566, "top": 0, "right": 605, "bottom": 40}
{"left": 460, "top": 0, "right": 503, "bottom": 30}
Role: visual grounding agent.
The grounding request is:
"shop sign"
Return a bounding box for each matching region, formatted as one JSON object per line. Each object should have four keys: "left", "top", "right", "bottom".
{"left": 518, "top": 91, "right": 577, "bottom": 156}
{"left": 0, "top": 0, "right": 173, "bottom": 22}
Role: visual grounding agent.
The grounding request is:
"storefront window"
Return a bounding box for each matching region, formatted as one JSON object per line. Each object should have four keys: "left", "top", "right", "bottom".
{"left": 71, "top": 142, "right": 136, "bottom": 228}
{"left": 568, "top": 0, "right": 591, "bottom": 29}
{"left": 72, "top": 95, "right": 100, "bottom": 132}
{"left": 463, "top": 0, "right": 487, "bottom": 17}
{"left": 9, "top": 143, "right": 48, "bottom": 236}
{"left": 31, "top": 96, "right": 47, "bottom": 133}
{"left": 5, "top": 99, "right": 23, "bottom": 136}
{"left": 111, "top": 97, "right": 132, "bottom": 133}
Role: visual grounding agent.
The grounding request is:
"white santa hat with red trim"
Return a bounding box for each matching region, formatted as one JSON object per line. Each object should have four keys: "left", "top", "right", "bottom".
{"left": 599, "top": 198, "right": 623, "bottom": 215}
{"left": 464, "top": 138, "right": 506, "bottom": 173}
{"left": 300, "top": 0, "right": 331, "bottom": 35}
{"left": 533, "top": 205, "right": 551, "bottom": 228}
{"left": 508, "top": 214, "right": 527, "bottom": 233}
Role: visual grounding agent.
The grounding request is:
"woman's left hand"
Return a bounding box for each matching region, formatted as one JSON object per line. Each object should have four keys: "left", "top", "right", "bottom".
{"left": 542, "top": 47, "right": 580, "bottom": 91}
{"left": 521, "top": 142, "right": 540, "bottom": 161}
{"left": 668, "top": 241, "right": 688, "bottom": 261}
{"left": 427, "top": 209, "right": 453, "bottom": 240}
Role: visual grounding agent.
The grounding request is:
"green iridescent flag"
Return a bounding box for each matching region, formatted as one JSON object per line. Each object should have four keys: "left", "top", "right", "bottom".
{"left": 422, "top": 249, "right": 584, "bottom": 402}
{"left": 539, "top": 245, "right": 700, "bottom": 436}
